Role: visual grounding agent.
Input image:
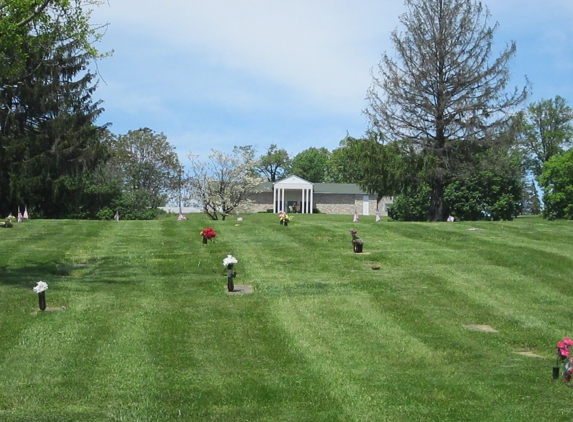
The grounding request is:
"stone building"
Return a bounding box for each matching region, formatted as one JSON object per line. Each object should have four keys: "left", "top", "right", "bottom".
{"left": 247, "top": 175, "right": 393, "bottom": 216}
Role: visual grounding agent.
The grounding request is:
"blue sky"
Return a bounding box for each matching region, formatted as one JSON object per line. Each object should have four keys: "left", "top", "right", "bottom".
{"left": 89, "top": 0, "right": 573, "bottom": 165}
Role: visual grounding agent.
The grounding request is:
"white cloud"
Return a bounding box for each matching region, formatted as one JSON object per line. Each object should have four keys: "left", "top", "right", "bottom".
{"left": 89, "top": 0, "right": 573, "bottom": 157}
{"left": 91, "top": 0, "right": 402, "bottom": 114}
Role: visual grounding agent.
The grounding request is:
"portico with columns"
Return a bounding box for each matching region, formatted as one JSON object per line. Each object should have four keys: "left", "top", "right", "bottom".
{"left": 273, "top": 175, "right": 314, "bottom": 214}
{"left": 247, "top": 175, "right": 393, "bottom": 216}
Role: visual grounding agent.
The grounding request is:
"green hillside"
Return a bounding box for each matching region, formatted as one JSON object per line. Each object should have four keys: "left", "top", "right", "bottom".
{"left": 1, "top": 214, "right": 572, "bottom": 421}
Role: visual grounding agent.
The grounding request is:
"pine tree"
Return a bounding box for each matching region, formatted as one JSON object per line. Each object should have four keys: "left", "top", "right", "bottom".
{"left": 0, "top": 1, "right": 109, "bottom": 217}
{"left": 365, "top": 0, "right": 528, "bottom": 221}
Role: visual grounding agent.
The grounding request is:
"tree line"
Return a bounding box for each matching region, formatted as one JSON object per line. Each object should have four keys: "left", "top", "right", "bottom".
{"left": 2, "top": 0, "right": 573, "bottom": 221}
{"left": 235, "top": 92, "right": 571, "bottom": 222}
{"left": 234, "top": 0, "right": 573, "bottom": 222}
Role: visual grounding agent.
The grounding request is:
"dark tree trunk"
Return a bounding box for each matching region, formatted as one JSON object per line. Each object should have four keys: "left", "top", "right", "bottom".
{"left": 429, "top": 177, "right": 445, "bottom": 222}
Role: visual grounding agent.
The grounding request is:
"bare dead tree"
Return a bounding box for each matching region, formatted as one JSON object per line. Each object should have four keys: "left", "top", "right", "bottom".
{"left": 365, "top": 0, "right": 528, "bottom": 221}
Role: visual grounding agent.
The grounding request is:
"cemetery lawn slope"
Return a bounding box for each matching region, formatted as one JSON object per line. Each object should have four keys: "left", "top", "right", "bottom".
{"left": 0, "top": 215, "right": 572, "bottom": 421}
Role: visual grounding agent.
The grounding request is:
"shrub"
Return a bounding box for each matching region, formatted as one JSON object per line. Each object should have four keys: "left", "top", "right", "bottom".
{"left": 388, "top": 186, "right": 430, "bottom": 221}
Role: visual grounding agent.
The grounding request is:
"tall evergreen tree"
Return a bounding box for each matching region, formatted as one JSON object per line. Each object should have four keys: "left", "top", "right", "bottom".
{"left": 365, "top": 0, "right": 528, "bottom": 221}
{"left": 521, "top": 180, "right": 541, "bottom": 215}
{"left": 0, "top": 0, "right": 108, "bottom": 217}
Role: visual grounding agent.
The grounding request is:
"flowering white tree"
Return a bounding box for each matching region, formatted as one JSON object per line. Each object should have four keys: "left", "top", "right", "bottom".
{"left": 187, "top": 146, "right": 263, "bottom": 220}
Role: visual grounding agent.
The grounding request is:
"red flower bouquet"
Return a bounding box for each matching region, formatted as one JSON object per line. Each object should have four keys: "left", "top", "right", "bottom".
{"left": 200, "top": 227, "right": 216, "bottom": 244}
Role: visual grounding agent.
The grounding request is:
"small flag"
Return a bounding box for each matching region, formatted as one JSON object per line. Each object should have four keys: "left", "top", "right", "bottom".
{"left": 17, "top": 206, "right": 22, "bottom": 223}
{"left": 178, "top": 213, "right": 187, "bottom": 220}
{"left": 114, "top": 211, "right": 119, "bottom": 221}
{"left": 353, "top": 212, "right": 359, "bottom": 223}
{"left": 23, "top": 206, "right": 29, "bottom": 220}
{"left": 375, "top": 211, "right": 381, "bottom": 222}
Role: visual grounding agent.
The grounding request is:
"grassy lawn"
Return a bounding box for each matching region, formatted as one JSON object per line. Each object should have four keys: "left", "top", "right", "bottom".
{"left": 1, "top": 214, "right": 573, "bottom": 421}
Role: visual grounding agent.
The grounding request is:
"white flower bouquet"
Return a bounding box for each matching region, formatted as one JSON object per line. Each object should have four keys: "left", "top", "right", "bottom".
{"left": 33, "top": 281, "right": 49, "bottom": 293}
{"left": 223, "top": 255, "right": 238, "bottom": 267}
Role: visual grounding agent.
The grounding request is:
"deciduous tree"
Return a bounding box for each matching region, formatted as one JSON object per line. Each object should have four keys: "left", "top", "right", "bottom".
{"left": 328, "top": 133, "right": 405, "bottom": 199}
{"left": 256, "top": 144, "right": 290, "bottom": 182}
{"left": 289, "top": 147, "right": 330, "bottom": 183}
{"left": 444, "top": 148, "right": 523, "bottom": 221}
{"left": 107, "top": 128, "right": 182, "bottom": 214}
{"left": 187, "top": 147, "right": 263, "bottom": 220}
{"left": 539, "top": 149, "right": 573, "bottom": 220}
{"left": 389, "top": 145, "right": 523, "bottom": 221}
{"left": 516, "top": 96, "right": 573, "bottom": 177}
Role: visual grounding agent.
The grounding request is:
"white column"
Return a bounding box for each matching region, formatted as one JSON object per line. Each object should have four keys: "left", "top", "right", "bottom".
{"left": 310, "top": 187, "right": 313, "bottom": 214}
{"left": 273, "top": 185, "right": 277, "bottom": 213}
{"left": 363, "top": 195, "right": 369, "bottom": 216}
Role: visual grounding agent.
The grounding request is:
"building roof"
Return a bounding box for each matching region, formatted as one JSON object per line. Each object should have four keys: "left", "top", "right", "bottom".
{"left": 314, "top": 183, "right": 367, "bottom": 194}
{"left": 275, "top": 175, "right": 312, "bottom": 186}
{"left": 256, "top": 179, "right": 367, "bottom": 195}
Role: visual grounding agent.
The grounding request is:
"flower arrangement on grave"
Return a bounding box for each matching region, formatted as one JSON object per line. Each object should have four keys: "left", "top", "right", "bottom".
{"left": 278, "top": 211, "right": 290, "bottom": 226}
{"left": 558, "top": 338, "right": 573, "bottom": 359}
{"left": 556, "top": 337, "right": 573, "bottom": 381}
{"left": 33, "top": 281, "right": 49, "bottom": 294}
{"left": 200, "top": 227, "right": 216, "bottom": 244}
{"left": 33, "top": 281, "right": 49, "bottom": 311}
{"left": 1, "top": 215, "right": 14, "bottom": 228}
{"left": 350, "top": 229, "right": 364, "bottom": 253}
{"left": 223, "top": 254, "right": 237, "bottom": 269}
{"left": 223, "top": 255, "right": 238, "bottom": 292}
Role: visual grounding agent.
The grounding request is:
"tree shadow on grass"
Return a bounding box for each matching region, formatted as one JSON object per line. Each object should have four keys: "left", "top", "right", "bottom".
{"left": 0, "top": 262, "right": 67, "bottom": 289}
{"left": 0, "top": 257, "right": 136, "bottom": 289}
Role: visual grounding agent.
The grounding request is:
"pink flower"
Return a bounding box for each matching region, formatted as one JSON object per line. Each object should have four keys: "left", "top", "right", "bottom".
{"left": 559, "top": 348, "right": 570, "bottom": 358}
{"left": 564, "top": 338, "right": 573, "bottom": 347}
{"left": 558, "top": 341, "right": 566, "bottom": 349}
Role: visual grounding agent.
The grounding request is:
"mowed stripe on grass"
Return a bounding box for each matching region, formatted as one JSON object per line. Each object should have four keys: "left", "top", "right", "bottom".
{"left": 1, "top": 215, "right": 573, "bottom": 421}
